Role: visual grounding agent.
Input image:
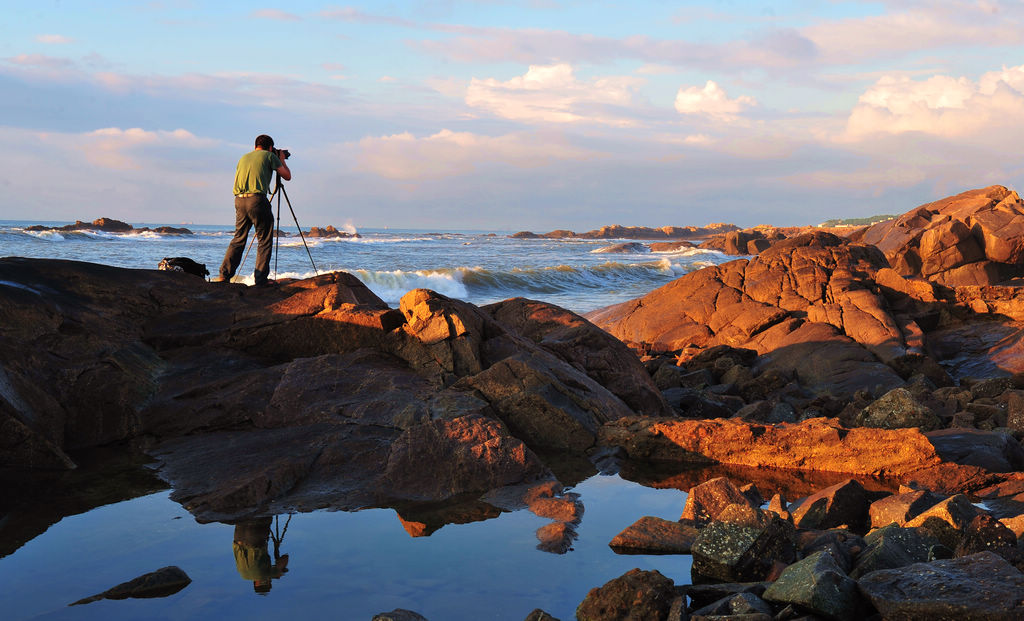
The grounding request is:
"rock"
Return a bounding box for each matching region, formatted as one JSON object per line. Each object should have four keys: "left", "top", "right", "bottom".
{"left": 305, "top": 225, "right": 360, "bottom": 238}
{"left": 925, "top": 428, "right": 1024, "bottom": 472}
{"left": 789, "top": 479, "right": 870, "bottom": 532}
{"left": 970, "top": 376, "right": 1015, "bottom": 399}
{"left": 797, "top": 530, "right": 865, "bottom": 574}
{"left": 886, "top": 353, "right": 954, "bottom": 387}
{"left": 592, "top": 242, "right": 649, "bottom": 254}
{"left": 587, "top": 234, "right": 911, "bottom": 385}
{"left": 763, "top": 550, "right": 860, "bottom": 621}
{"left": 680, "top": 583, "right": 770, "bottom": 611}
{"left": 485, "top": 298, "right": 671, "bottom": 416}
{"left": 854, "top": 387, "right": 941, "bottom": 431}
{"left": 954, "top": 513, "right": 1019, "bottom": 557}
{"left": 691, "top": 592, "right": 774, "bottom": 617}
{"left": 691, "top": 509, "right": 797, "bottom": 582}
{"left": 904, "top": 494, "right": 982, "bottom": 550}
{"left": 599, "top": 417, "right": 988, "bottom": 492}
{"left": 70, "top": 566, "right": 191, "bottom": 605}
{"left": 649, "top": 241, "right": 696, "bottom": 252}
{"left": 523, "top": 610, "right": 560, "bottom": 621}
{"left": 576, "top": 568, "right": 676, "bottom": 621}
{"left": 372, "top": 610, "right": 429, "bottom": 621}
{"left": 868, "top": 490, "right": 947, "bottom": 528}
{"left": 857, "top": 551, "right": 1024, "bottom": 619}
{"left": 851, "top": 185, "right": 1024, "bottom": 286}
{"left": 608, "top": 516, "right": 698, "bottom": 554}
{"left": 850, "top": 525, "right": 937, "bottom": 580}
{"left": 681, "top": 477, "right": 759, "bottom": 525}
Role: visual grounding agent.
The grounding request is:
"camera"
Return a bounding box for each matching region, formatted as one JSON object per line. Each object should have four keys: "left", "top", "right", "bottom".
{"left": 273, "top": 148, "right": 291, "bottom": 160}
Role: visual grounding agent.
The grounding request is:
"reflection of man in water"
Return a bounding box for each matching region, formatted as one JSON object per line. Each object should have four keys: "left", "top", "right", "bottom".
{"left": 233, "top": 517, "right": 289, "bottom": 594}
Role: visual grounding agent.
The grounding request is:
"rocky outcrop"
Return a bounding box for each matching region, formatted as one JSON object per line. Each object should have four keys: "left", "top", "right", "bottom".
{"left": 511, "top": 223, "right": 738, "bottom": 240}
{"left": 70, "top": 566, "right": 191, "bottom": 605}
{"left": 850, "top": 185, "right": 1024, "bottom": 286}
{"left": 0, "top": 258, "right": 654, "bottom": 522}
{"left": 587, "top": 233, "right": 927, "bottom": 397}
{"left": 305, "top": 225, "right": 360, "bottom": 238}
{"left": 25, "top": 217, "right": 193, "bottom": 235}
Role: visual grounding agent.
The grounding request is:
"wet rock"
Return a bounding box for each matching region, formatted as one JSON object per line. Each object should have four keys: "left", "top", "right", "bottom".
{"left": 857, "top": 551, "right": 1024, "bottom": 618}
{"left": 681, "top": 477, "right": 759, "bottom": 525}
{"left": 970, "top": 376, "right": 1015, "bottom": 400}
{"left": 854, "top": 387, "right": 941, "bottom": 431}
{"left": 680, "top": 582, "right": 769, "bottom": 611}
{"left": 763, "top": 550, "right": 860, "bottom": 621}
{"left": 849, "top": 525, "right": 937, "bottom": 580}
{"left": 789, "top": 479, "right": 870, "bottom": 532}
{"left": 576, "top": 568, "right": 676, "bottom": 621}
{"left": 70, "top": 566, "right": 191, "bottom": 605}
{"left": 609, "top": 516, "right": 698, "bottom": 554}
{"left": 868, "top": 489, "right": 947, "bottom": 528}
{"left": 691, "top": 591, "right": 774, "bottom": 617}
{"left": 691, "top": 509, "right": 797, "bottom": 582}
{"left": 372, "top": 610, "right": 429, "bottom": 621}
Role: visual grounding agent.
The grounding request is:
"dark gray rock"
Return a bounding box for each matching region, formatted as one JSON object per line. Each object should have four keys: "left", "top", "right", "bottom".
{"left": 855, "top": 387, "right": 941, "bottom": 430}
{"left": 789, "top": 479, "right": 870, "bottom": 532}
{"left": 857, "top": 551, "right": 1024, "bottom": 619}
{"left": 691, "top": 510, "right": 797, "bottom": 582}
{"left": 868, "top": 489, "right": 947, "bottom": 528}
{"left": 690, "top": 591, "right": 773, "bottom": 617}
{"left": 372, "top": 610, "right": 429, "bottom": 621}
{"left": 523, "top": 610, "right": 560, "bottom": 621}
{"left": 925, "top": 427, "right": 1024, "bottom": 472}
{"left": 680, "top": 582, "right": 769, "bottom": 611}
{"left": 763, "top": 550, "right": 860, "bottom": 621}
{"left": 850, "top": 524, "right": 940, "bottom": 580}
{"left": 70, "top": 566, "right": 191, "bottom": 605}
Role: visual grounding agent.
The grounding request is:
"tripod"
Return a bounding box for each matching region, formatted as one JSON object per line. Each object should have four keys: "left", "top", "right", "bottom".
{"left": 238, "top": 172, "right": 319, "bottom": 281}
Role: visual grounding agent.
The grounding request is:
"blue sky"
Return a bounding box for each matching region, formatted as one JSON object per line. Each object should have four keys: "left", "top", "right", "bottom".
{"left": 3, "top": 1, "right": 1024, "bottom": 230}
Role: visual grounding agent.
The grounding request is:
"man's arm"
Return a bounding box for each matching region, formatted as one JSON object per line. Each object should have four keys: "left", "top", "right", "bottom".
{"left": 277, "top": 159, "right": 291, "bottom": 181}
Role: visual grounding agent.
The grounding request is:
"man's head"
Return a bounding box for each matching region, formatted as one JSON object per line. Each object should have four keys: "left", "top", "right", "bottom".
{"left": 254, "top": 134, "right": 275, "bottom": 151}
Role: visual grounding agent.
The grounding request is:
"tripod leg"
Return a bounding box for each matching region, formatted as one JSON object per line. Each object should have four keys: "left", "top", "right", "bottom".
{"left": 279, "top": 184, "right": 319, "bottom": 276}
{"left": 274, "top": 177, "right": 282, "bottom": 280}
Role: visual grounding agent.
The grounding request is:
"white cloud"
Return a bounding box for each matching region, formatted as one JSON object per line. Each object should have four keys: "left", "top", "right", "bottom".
{"left": 44, "top": 127, "right": 220, "bottom": 170}
{"left": 465, "top": 63, "right": 644, "bottom": 126}
{"left": 674, "top": 80, "right": 757, "bottom": 121}
{"left": 844, "top": 64, "right": 1024, "bottom": 139}
{"left": 250, "top": 9, "right": 301, "bottom": 21}
{"left": 355, "top": 129, "right": 600, "bottom": 180}
{"left": 36, "top": 34, "right": 73, "bottom": 44}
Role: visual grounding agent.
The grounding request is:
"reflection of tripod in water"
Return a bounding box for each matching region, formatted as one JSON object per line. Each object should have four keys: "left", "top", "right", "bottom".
{"left": 238, "top": 173, "right": 319, "bottom": 281}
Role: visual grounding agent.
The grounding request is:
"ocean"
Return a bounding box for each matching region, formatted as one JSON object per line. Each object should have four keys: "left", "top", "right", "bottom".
{"left": 0, "top": 220, "right": 733, "bottom": 314}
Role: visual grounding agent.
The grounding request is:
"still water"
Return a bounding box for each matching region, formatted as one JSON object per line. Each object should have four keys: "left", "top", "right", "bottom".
{"left": 1, "top": 474, "right": 691, "bottom": 621}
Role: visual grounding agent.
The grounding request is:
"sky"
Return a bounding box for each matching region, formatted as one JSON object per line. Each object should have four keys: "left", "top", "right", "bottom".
{"left": 2, "top": 0, "right": 1024, "bottom": 231}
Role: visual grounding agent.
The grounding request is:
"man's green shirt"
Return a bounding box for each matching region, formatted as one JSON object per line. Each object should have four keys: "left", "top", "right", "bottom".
{"left": 233, "top": 149, "right": 282, "bottom": 195}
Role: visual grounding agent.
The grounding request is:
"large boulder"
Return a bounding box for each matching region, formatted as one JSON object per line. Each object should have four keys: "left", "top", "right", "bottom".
{"left": 857, "top": 552, "right": 1024, "bottom": 618}
{"left": 763, "top": 550, "right": 861, "bottom": 621}
{"left": 575, "top": 568, "right": 676, "bottom": 621}
{"left": 691, "top": 507, "right": 797, "bottom": 582}
{"left": 587, "top": 233, "right": 909, "bottom": 397}
{"left": 850, "top": 185, "right": 1024, "bottom": 286}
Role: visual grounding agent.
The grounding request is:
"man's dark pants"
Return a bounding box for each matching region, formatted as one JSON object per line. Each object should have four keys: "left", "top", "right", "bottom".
{"left": 219, "top": 195, "right": 274, "bottom": 284}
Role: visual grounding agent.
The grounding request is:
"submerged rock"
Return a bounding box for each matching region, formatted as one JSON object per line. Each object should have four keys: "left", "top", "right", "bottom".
{"left": 70, "top": 566, "right": 191, "bottom": 605}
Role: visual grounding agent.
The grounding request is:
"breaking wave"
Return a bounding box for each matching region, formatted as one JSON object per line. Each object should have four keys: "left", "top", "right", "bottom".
{"left": 347, "top": 258, "right": 716, "bottom": 306}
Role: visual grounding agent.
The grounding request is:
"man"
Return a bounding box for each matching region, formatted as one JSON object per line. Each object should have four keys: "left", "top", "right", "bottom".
{"left": 215, "top": 134, "right": 291, "bottom": 285}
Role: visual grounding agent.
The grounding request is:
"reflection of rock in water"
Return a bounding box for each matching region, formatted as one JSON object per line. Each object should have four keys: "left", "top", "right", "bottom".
{"left": 536, "top": 521, "right": 578, "bottom": 554}
{"left": 393, "top": 496, "right": 503, "bottom": 537}
{"left": 70, "top": 566, "right": 191, "bottom": 606}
